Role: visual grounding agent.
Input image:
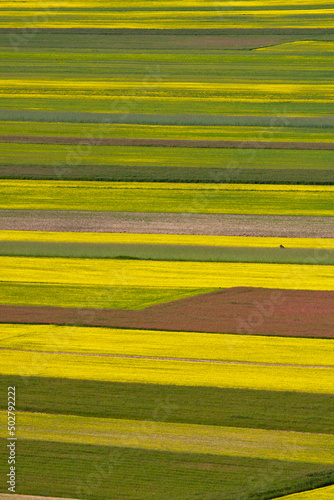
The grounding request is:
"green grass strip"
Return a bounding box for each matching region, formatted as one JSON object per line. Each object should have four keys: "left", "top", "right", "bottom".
{"left": 1, "top": 438, "right": 333, "bottom": 500}
{"left": 0, "top": 110, "right": 333, "bottom": 127}
{"left": 1, "top": 375, "right": 332, "bottom": 434}
{"left": 0, "top": 241, "right": 333, "bottom": 264}
{"left": 0, "top": 283, "right": 211, "bottom": 310}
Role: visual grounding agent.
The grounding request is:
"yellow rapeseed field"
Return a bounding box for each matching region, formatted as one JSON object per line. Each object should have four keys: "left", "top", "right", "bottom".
{"left": 1, "top": 349, "right": 332, "bottom": 393}
{"left": 1, "top": 324, "right": 333, "bottom": 367}
{"left": 1, "top": 80, "right": 332, "bottom": 102}
{"left": 0, "top": 411, "right": 332, "bottom": 464}
{"left": 0, "top": 257, "right": 333, "bottom": 290}
{"left": 277, "top": 485, "right": 334, "bottom": 499}
{"left": 0, "top": 230, "right": 333, "bottom": 250}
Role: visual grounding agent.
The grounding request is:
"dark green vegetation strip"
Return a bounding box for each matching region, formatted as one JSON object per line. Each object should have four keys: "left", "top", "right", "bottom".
{"left": 1, "top": 241, "right": 333, "bottom": 264}
{"left": 1, "top": 376, "right": 332, "bottom": 434}
{"left": 1, "top": 165, "right": 332, "bottom": 185}
{"left": 1, "top": 438, "right": 333, "bottom": 499}
{"left": 1, "top": 110, "right": 334, "bottom": 127}
{"left": 0, "top": 284, "right": 212, "bottom": 310}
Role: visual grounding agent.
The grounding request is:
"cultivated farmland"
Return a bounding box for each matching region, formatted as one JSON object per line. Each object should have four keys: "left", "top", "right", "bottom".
{"left": 0, "top": 1, "right": 333, "bottom": 499}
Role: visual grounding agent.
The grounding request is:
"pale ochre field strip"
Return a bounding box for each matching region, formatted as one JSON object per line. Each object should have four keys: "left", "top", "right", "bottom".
{"left": 1, "top": 231, "right": 333, "bottom": 250}
{"left": 0, "top": 412, "right": 333, "bottom": 464}
{"left": 1, "top": 324, "right": 333, "bottom": 367}
{"left": 1, "top": 257, "right": 333, "bottom": 290}
{"left": 1, "top": 349, "right": 332, "bottom": 393}
{"left": 276, "top": 484, "right": 334, "bottom": 499}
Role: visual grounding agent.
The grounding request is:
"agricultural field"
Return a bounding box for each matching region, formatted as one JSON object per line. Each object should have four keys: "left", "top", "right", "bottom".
{"left": 0, "top": 1, "right": 333, "bottom": 500}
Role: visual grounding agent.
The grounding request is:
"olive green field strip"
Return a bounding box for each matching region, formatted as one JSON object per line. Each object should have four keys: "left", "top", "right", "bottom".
{"left": 1, "top": 348, "right": 333, "bottom": 393}
{"left": 2, "top": 375, "right": 333, "bottom": 434}
{"left": 0, "top": 284, "right": 213, "bottom": 310}
{"left": 1, "top": 411, "right": 333, "bottom": 464}
{"left": 0, "top": 496, "right": 79, "bottom": 500}
{"left": 2, "top": 110, "right": 334, "bottom": 127}
{"left": 2, "top": 231, "right": 333, "bottom": 248}
{"left": 1, "top": 40, "right": 333, "bottom": 116}
{"left": 0, "top": 181, "right": 333, "bottom": 216}
{"left": 1, "top": 143, "right": 333, "bottom": 170}
{"left": 1, "top": 440, "right": 333, "bottom": 500}
{"left": 1, "top": 324, "right": 333, "bottom": 367}
{"left": 1, "top": 241, "right": 333, "bottom": 264}
{"left": 3, "top": 165, "right": 333, "bottom": 185}
{"left": 2, "top": 122, "right": 334, "bottom": 142}
{"left": 2, "top": 136, "right": 334, "bottom": 150}
{"left": 1, "top": 257, "right": 334, "bottom": 290}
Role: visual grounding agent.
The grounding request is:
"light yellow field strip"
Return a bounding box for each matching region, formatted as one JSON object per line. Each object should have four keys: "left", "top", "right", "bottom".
{"left": 275, "top": 485, "right": 334, "bottom": 499}
{"left": 1, "top": 257, "right": 333, "bottom": 290}
{"left": 1, "top": 350, "right": 333, "bottom": 393}
{"left": 275, "top": 486, "right": 334, "bottom": 500}
{"left": 1, "top": 231, "right": 333, "bottom": 250}
{"left": 1, "top": 411, "right": 333, "bottom": 464}
{"left": 1, "top": 324, "right": 333, "bottom": 367}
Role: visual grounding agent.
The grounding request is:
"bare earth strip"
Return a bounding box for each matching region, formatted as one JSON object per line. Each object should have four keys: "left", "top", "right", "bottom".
{"left": 0, "top": 288, "right": 333, "bottom": 337}
{"left": 1, "top": 136, "right": 333, "bottom": 150}
{"left": 0, "top": 211, "right": 332, "bottom": 238}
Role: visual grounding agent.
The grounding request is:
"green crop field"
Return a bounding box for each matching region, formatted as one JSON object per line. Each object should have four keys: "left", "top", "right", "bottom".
{"left": 2, "top": 121, "right": 334, "bottom": 142}
{"left": 0, "top": 283, "right": 213, "bottom": 309}
{"left": 0, "top": 240, "right": 333, "bottom": 265}
{"left": 1, "top": 375, "right": 333, "bottom": 434}
{"left": 1, "top": 439, "right": 333, "bottom": 500}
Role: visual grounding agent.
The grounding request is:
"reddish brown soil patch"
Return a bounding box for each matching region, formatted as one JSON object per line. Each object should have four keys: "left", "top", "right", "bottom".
{"left": 1, "top": 136, "right": 333, "bottom": 150}
{"left": 1, "top": 288, "right": 333, "bottom": 338}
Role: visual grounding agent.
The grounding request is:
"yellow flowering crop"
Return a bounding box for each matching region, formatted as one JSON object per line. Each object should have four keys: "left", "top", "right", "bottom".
{"left": 0, "top": 230, "right": 332, "bottom": 250}
{"left": 0, "top": 349, "right": 332, "bottom": 393}
{"left": 0, "top": 257, "right": 333, "bottom": 290}
{"left": 1, "top": 324, "right": 332, "bottom": 367}
{"left": 0, "top": 411, "right": 332, "bottom": 463}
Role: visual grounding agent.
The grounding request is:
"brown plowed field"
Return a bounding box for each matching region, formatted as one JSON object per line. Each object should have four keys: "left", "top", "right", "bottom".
{"left": 1, "top": 287, "right": 333, "bottom": 338}
{"left": 0, "top": 211, "right": 333, "bottom": 238}
{"left": 1, "top": 136, "right": 333, "bottom": 150}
